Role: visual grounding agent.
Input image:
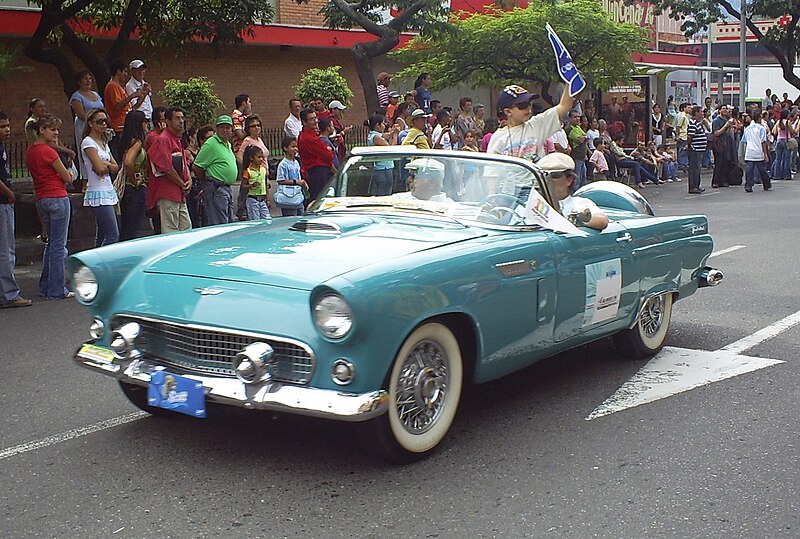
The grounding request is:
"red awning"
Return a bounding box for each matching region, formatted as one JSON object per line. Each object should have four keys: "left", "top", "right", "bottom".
{"left": 631, "top": 50, "right": 700, "bottom": 67}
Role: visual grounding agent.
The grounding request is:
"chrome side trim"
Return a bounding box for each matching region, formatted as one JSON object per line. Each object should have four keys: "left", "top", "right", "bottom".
{"left": 75, "top": 346, "right": 388, "bottom": 422}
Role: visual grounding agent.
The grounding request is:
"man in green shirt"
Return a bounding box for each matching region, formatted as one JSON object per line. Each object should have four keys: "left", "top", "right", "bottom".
{"left": 567, "top": 110, "right": 588, "bottom": 189}
{"left": 193, "top": 115, "right": 238, "bottom": 225}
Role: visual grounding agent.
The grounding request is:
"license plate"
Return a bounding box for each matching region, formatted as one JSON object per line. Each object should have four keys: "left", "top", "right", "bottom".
{"left": 78, "top": 343, "right": 117, "bottom": 364}
{"left": 147, "top": 371, "right": 206, "bottom": 418}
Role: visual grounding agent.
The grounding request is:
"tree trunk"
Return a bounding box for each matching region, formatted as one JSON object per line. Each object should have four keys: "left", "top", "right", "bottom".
{"left": 353, "top": 33, "right": 399, "bottom": 115}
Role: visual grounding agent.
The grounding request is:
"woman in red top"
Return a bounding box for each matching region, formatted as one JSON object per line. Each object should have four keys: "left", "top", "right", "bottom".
{"left": 25, "top": 115, "right": 74, "bottom": 299}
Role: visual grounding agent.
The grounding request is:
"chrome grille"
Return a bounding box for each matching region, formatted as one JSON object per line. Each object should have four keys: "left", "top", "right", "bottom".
{"left": 112, "top": 315, "right": 314, "bottom": 384}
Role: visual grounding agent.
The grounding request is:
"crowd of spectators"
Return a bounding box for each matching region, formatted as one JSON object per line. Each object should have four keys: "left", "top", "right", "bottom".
{"left": 1, "top": 63, "right": 797, "bottom": 307}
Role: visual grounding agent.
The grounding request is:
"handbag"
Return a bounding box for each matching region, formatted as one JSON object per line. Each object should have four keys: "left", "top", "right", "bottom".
{"left": 112, "top": 167, "right": 126, "bottom": 200}
{"left": 787, "top": 138, "right": 798, "bottom": 152}
{"left": 275, "top": 183, "right": 304, "bottom": 206}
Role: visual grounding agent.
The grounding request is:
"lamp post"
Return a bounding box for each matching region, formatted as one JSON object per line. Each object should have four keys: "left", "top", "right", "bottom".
{"left": 727, "top": 73, "right": 735, "bottom": 106}
{"left": 739, "top": 0, "right": 747, "bottom": 110}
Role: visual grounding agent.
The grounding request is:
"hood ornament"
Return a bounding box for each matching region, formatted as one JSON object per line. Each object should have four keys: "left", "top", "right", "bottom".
{"left": 194, "top": 287, "right": 224, "bottom": 296}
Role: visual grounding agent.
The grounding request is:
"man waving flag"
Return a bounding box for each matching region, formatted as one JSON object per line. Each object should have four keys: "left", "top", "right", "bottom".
{"left": 546, "top": 23, "right": 586, "bottom": 97}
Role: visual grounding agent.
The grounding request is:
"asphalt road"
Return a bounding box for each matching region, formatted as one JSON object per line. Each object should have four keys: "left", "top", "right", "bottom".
{"left": 2, "top": 175, "right": 799, "bottom": 538}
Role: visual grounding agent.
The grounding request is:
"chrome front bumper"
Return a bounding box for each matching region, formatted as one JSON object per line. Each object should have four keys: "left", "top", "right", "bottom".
{"left": 74, "top": 344, "right": 388, "bottom": 421}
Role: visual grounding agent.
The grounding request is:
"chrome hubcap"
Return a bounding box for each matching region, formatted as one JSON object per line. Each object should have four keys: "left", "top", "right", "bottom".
{"left": 640, "top": 295, "right": 665, "bottom": 337}
{"left": 394, "top": 340, "right": 448, "bottom": 434}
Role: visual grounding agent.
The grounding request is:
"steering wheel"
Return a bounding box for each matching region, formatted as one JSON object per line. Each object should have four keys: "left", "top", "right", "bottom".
{"left": 479, "top": 193, "right": 525, "bottom": 225}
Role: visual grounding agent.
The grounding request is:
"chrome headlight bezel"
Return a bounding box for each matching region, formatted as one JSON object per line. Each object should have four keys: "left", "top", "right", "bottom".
{"left": 312, "top": 293, "right": 354, "bottom": 339}
{"left": 73, "top": 265, "right": 99, "bottom": 303}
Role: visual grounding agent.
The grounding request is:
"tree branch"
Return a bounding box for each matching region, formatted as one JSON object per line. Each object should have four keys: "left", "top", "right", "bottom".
{"left": 105, "top": 0, "right": 143, "bottom": 63}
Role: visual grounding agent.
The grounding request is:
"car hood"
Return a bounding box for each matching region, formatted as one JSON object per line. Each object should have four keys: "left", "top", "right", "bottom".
{"left": 144, "top": 213, "right": 488, "bottom": 289}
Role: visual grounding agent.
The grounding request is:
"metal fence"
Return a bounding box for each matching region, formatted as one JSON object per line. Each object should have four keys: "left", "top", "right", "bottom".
{"left": 6, "top": 124, "right": 371, "bottom": 178}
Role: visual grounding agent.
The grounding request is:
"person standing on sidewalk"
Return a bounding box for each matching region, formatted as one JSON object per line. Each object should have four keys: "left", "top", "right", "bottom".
{"left": 26, "top": 115, "right": 75, "bottom": 299}
{"left": 0, "top": 111, "right": 32, "bottom": 308}
{"left": 675, "top": 103, "right": 690, "bottom": 171}
{"left": 193, "top": 115, "right": 238, "bottom": 225}
{"left": 687, "top": 106, "right": 707, "bottom": 194}
{"left": 742, "top": 114, "right": 772, "bottom": 192}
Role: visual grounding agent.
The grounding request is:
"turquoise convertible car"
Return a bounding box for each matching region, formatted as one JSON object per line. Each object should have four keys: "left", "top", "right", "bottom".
{"left": 69, "top": 147, "right": 722, "bottom": 463}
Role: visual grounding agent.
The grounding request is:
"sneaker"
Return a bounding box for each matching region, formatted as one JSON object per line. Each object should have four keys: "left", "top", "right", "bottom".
{"left": 744, "top": 188, "right": 753, "bottom": 193}
{"left": 0, "top": 297, "right": 32, "bottom": 309}
{"left": 666, "top": 178, "right": 674, "bottom": 182}
{"left": 675, "top": 177, "right": 682, "bottom": 182}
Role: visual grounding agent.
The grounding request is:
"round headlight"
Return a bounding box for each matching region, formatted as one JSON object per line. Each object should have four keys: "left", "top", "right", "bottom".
{"left": 73, "top": 265, "right": 98, "bottom": 302}
{"left": 313, "top": 294, "right": 353, "bottom": 339}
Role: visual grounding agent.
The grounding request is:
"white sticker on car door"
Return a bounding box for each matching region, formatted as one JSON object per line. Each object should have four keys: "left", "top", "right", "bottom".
{"left": 584, "top": 258, "right": 622, "bottom": 325}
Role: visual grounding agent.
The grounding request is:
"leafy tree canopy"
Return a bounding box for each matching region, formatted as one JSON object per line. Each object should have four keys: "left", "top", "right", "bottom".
{"left": 648, "top": 0, "right": 800, "bottom": 89}
{"left": 294, "top": 66, "right": 354, "bottom": 107}
{"left": 299, "top": 0, "right": 452, "bottom": 113}
{"left": 160, "top": 77, "right": 224, "bottom": 127}
{"left": 391, "top": 0, "right": 649, "bottom": 103}
{"left": 25, "top": 0, "right": 274, "bottom": 97}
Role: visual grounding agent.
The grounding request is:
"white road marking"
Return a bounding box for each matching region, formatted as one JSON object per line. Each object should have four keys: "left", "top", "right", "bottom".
{"left": 0, "top": 411, "right": 148, "bottom": 461}
{"left": 587, "top": 309, "right": 800, "bottom": 420}
{"left": 720, "top": 309, "right": 800, "bottom": 355}
{"left": 586, "top": 347, "right": 783, "bottom": 420}
{"left": 710, "top": 245, "right": 745, "bottom": 258}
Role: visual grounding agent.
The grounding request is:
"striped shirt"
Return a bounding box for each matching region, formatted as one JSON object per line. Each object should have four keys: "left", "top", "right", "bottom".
{"left": 688, "top": 118, "right": 707, "bottom": 151}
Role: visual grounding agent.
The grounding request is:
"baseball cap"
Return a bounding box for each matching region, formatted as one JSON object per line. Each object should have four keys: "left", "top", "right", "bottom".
{"left": 496, "top": 85, "right": 540, "bottom": 113}
{"left": 405, "top": 158, "right": 444, "bottom": 180}
{"left": 536, "top": 152, "right": 575, "bottom": 175}
{"left": 215, "top": 115, "right": 233, "bottom": 126}
{"left": 328, "top": 100, "right": 347, "bottom": 110}
{"left": 474, "top": 103, "right": 485, "bottom": 110}
{"left": 388, "top": 91, "right": 401, "bottom": 99}
{"left": 410, "top": 108, "right": 431, "bottom": 120}
{"left": 129, "top": 59, "right": 146, "bottom": 69}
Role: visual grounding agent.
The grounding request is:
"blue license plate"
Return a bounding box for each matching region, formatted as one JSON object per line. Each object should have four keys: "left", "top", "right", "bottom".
{"left": 147, "top": 371, "right": 206, "bottom": 418}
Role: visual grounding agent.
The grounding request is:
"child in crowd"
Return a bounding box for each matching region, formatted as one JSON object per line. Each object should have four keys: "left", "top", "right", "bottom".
{"left": 275, "top": 136, "right": 308, "bottom": 217}
{"left": 241, "top": 145, "right": 271, "bottom": 221}
{"left": 589, "top": 139, "right": 610, "bottom": 181}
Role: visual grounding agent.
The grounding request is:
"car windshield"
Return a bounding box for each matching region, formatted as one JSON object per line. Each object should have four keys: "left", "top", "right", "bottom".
{"left": 310, "top": 149, "right": 565, "bottom": 229}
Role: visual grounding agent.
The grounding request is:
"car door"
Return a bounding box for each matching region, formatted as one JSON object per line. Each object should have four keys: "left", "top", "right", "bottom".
{"left": 548, "top": 221, "right": 640, "bottom": 342}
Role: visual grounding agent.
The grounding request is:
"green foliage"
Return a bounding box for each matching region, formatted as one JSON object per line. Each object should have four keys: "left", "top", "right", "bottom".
{"left": 0, "top": 45, "right": 31, "bottom": 82}
{"left": 160, "top": 77, "right": 224, "bottom": 126}
{"left": 67, "top": 0, "right": 275, "bottom": 53}
{"left": 294, "top": 66, "right": 354, "bottom": 107}
{"left": 317, "top": 0, "right": 451, "bottom": 33}
{"left": 392, "top": 0, "right": 649, "bottom": 93}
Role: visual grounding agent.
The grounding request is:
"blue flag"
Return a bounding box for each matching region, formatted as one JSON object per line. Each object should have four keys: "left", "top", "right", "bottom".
{"left": 546, "top": 23, "right": 586, "bottom": 97}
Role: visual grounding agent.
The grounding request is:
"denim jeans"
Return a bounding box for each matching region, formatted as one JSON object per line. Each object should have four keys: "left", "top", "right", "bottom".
{"left": 771, "top": 139, "right": 792, "bottom": 180}
{"left": 0, "top": 203, "right": 22, "bottom": 303}
{"left": 120, "top": 185, "right": 147, "bottom": 240}
{"left": 91, "top": 204, "right": 119, "bottom": 247}
{"left": 369, "top": 168, "right": 394, "bottom": 196}
{"left": 573, "top": 159, "right": 587, "bottom": 190}
{"left": 745, "top": 161, "right": 771, "bottom": 190}
{"left": 246, "top": 197, "right": 271, "bottom": 220}
{"left": 677, "top": 139, "right": 689, "bottom": 169}
{"left": 36, "top": 196, "right": 71, "bottom": 299}
{"left": 204, "top": 181, "right": 233, "bottom": 225}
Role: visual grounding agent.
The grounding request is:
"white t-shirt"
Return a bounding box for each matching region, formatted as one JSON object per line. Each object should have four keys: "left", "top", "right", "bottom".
{"left": 81, "top": 136, "right": 118, "bottom": 206}
{"left": 586, "top": 128, "right": 600, "bottom": 150}
{"left": 743, "top": 122, "right": 768, "bottom": 161}
{"left": 392, "top": 191, "right": 454, "bottom": 203}
{"left": 284, "top": 114, "right": 302, "bottom": 139}
{"left": 432, "top": 124, "right": 452, "bottom": 150}
{"left": 125, "top": 77, "right": 153, "bottom": 120}
{"left": 487, "top": 107, "right": 562, "bottom": 161}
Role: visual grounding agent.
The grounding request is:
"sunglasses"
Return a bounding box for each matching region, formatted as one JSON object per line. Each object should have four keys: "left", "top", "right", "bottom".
{"left": 93, "top": 118, "right": 108, "bottom": 125}
{"left": 546, "top": 170, "right": 575, "bottom": 179}
{"left": 249, "top": 123, "right": 261, "bottom": 128}
{"left": 514, "top": 102, "right": 531, "bottom": 110}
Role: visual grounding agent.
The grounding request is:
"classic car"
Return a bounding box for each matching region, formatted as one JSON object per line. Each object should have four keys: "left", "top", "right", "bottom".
{"left": 69, "top": 146, "right": 723, "bottom": 463}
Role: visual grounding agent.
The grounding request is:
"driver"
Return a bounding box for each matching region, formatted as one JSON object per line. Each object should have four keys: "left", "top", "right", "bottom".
{"left": 538, "top": 152, "right": 609, "bottom": 230}
{"left": 394, "top": 158, "right": 454, "bottom": 203}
